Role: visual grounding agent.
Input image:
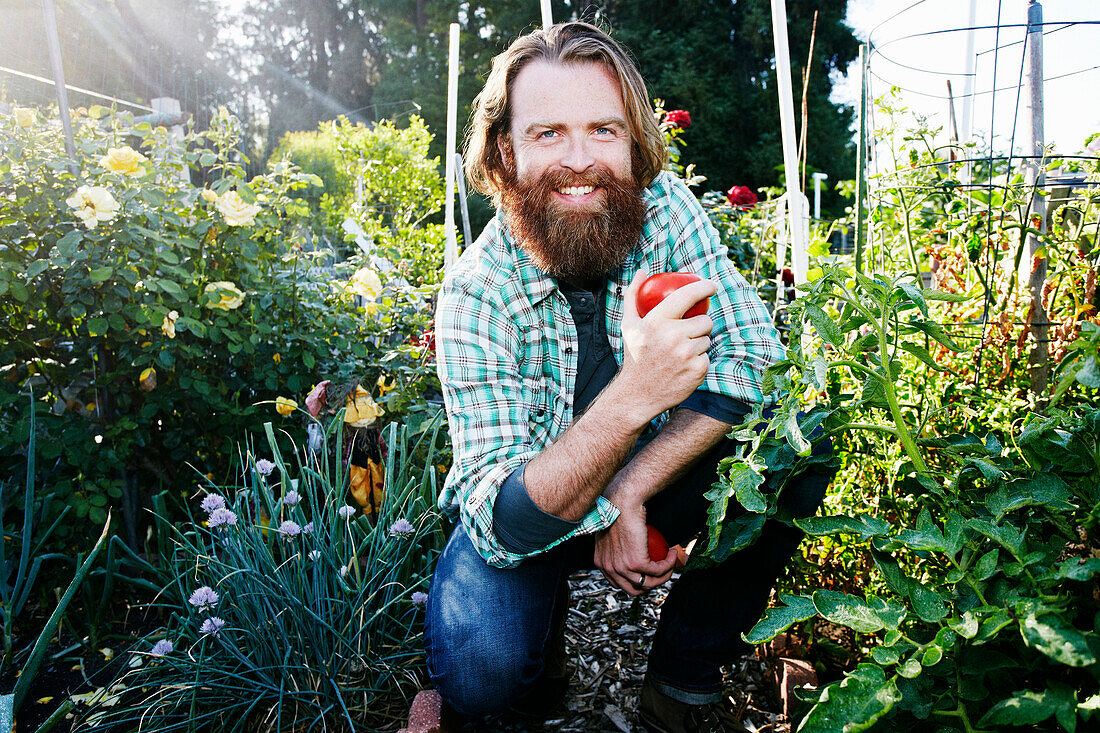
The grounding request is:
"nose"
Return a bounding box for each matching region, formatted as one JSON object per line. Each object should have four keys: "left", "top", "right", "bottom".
{"left": 559, "top": 136, "right": 595, "bottom": 174}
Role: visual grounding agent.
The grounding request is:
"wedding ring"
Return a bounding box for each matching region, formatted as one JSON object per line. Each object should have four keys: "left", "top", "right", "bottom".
{"left": 632, "top": 574, "right": 646, "bottom": 590}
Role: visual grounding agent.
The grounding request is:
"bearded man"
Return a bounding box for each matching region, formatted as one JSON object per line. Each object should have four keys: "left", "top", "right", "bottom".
{"left": 426, "top": 21, "right": 831, "bottom": 732}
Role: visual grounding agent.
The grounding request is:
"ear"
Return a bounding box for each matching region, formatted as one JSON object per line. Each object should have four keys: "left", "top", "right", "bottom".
{"left": 497, "top": 133, "right": 515, "bottom": 174}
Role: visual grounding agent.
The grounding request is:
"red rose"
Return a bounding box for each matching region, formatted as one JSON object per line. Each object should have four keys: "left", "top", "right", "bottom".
{"left": 726, "top": 185, "right": 758, "bottom": 209}
{"left": 665, "top": 109, "right": 691, "bottom": 129}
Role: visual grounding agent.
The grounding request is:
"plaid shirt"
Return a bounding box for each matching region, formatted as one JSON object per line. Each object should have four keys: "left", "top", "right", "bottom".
{"left": 435, "top": 171, "right": 784, "bottom": 568}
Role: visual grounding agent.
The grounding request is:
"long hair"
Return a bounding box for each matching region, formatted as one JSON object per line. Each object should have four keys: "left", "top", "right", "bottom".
{"left": 465, "top": 21, "right": 667, "bottom": 205}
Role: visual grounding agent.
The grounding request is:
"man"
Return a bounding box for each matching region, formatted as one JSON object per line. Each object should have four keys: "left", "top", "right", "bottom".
{"left": 426, "top": 21, "right": 829, "bottom": 732}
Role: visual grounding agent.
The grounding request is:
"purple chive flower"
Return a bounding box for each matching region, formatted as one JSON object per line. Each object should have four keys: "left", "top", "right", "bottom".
{"left": 150, "top": 639, "right": 174, "bottom": 656}
{"left": 411, "top": 591, "right": 428, "bottom": 606}
{"left": 256, "top": 459, "right": 276, "bottom": 476}
{"left": 282, "top": 490, "right": 301, "bottom": 506}
{"left": 189, "top": 586, "right": 219, "bottom": 611}
{"left": 200, "top": 494, "right": 226, "bottom": 514}
{"left": 207, "top": 508, "right": 238, "bottom": 529}
{"left": 337, "top": 505, "right": 356, "bottom": 518}
{"left": 278, "top": 520, "right": 301, "bottom": 538}
{"left": 308, "top": 550, "right": 321, "bottom": 561}
{"left": 302, "top": 522, "right": 314, "bottom": 535}
{"left": 388, "top": 518, "right": 415, "bottom": 537}
{"left": 200, "top": 617, "right": 226, "bottom": 636}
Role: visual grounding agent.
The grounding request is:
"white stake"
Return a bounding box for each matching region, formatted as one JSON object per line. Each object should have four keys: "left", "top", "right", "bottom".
{"left": 812, "top": 172, "right": 828, "bottom": 221}
{"left": 770, "top": 0, "right": 809, "bottom": 287}
{"left": 444, "top": 23, "right": 460, "bottom": 271}
{"left": 541, "top": 0, "right": 553, "bottom": 30}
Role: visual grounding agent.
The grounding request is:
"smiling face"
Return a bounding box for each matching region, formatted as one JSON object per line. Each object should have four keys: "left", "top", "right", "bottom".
{"left": 498, "top": 60, "right": 646, "bottom": 283}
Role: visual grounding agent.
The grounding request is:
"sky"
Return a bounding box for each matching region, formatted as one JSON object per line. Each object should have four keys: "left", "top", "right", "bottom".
{"left": 835, "top": 0, "right": 1100, "bottom": 155}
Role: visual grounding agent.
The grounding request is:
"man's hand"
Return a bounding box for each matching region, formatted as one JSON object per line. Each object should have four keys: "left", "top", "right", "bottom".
{"left": 616, "top": 270, "right": 716, "bottom": 422}
{"left": 594, "top": 495, "right": 677, "bottom": 596}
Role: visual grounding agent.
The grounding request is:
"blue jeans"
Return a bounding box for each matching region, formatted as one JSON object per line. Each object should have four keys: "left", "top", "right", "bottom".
{"left": 424, "top": 433, "right": 832, "bottom": 716}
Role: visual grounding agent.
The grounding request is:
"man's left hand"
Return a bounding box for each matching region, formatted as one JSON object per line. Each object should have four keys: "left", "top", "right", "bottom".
{"left": 595, "top": 499, "right": 676, "bottom": 596}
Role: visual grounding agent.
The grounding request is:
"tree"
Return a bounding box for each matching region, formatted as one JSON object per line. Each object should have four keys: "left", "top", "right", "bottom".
{"left": 603, "top": 0, "right": 858, "bottom": 214}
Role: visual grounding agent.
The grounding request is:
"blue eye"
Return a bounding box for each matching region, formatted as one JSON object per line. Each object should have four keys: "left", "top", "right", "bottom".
{"left": 538, "top": 130, "right": 557, "bottom": 139}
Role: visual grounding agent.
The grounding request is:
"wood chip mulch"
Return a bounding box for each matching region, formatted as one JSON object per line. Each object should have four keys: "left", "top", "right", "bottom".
{"left": 471, "top": 569, "right": 791, "bottom": 733}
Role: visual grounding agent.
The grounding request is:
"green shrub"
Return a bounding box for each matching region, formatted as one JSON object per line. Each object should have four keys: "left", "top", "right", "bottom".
{"left": 0, "top": 106, "right": 441, "bottom": 543}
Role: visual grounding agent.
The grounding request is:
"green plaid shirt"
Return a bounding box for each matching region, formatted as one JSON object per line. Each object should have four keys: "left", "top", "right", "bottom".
{"left": 435, "top": 171, "right": 784, "bottom": 568}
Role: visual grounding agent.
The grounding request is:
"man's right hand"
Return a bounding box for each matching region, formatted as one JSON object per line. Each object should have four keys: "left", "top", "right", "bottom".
{"left": 615, "top": 270, "right": 716, "bottom": 423}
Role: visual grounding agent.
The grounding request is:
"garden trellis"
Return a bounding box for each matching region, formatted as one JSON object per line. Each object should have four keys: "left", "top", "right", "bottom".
{"left": 838, "top": 0, "right": 1100, "bottom": 403}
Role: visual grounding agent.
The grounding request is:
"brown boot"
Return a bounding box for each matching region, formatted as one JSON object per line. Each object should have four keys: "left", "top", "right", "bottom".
{"left": 637, "top": 679, "right": 749, "bottom": 733}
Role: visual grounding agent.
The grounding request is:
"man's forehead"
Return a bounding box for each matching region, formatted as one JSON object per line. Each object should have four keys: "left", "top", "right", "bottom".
{"left": 509, "top": 60, "right": 626, "bottom": 126}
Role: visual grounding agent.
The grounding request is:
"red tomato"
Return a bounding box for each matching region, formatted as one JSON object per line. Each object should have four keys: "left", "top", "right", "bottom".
{"left": 636, "top": 272, "right": 710, "bottom": 319}
{"left": 647, "top": 524, "right": 669, "bottom": 561}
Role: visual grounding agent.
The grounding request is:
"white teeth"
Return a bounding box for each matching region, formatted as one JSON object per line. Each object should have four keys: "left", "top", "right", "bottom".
{"left": 558, "top": 185, "right": 595, "bottom": 196}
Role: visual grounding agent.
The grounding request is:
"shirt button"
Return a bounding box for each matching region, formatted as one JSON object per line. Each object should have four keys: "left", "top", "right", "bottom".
{"left": 615, "top": 287, "right": 623, "bottom": 296}
{"left": 565, "top": 346, "right": 573, "bottom": 354}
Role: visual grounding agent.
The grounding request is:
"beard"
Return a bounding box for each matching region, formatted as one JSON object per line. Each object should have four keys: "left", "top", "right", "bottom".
{"left": 500, "top": 166, "right": 646, "bottom": 283}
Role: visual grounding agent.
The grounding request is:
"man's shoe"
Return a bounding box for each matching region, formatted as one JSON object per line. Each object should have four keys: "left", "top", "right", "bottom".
{"left": 637, "top": 678, "right": 749, "bottom": 733}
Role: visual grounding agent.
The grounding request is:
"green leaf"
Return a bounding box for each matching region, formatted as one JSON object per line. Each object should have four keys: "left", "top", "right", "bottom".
{"left": 986, "top": 474, "right": 1075, "bottom": 521}
{"left": 140, "top": 188, "right": 166, "bottom": 206}
{"left": 743, "top": 594, "right": 817, "bottom": 644}
{"left": 921, "top": 645, "right": 943, "bottom": 666}
{"left": 922, "top": 288, "right": 970, "bottom": 303}
{"left": 870, "top": 646, "right": 900, "bottom": 665}
{"left": 1019, "top": 608, "right": 1097, "bottom": 667}
{"left": 56, "top": 230, "right": 82, "bottom": 257}
{"left": 1053, "top": 557, "right": 1100, "bottom": 582}
{"left": 967, "top": 518, "right": 1026, "bottom": 558}
{"left": 798, "top": 663, "right": 901, "bottom": 733}
{"left": 89, "top": 266, "right": 113, "bottom": 283}
{"left": 906, "top": 578, "right": 948, "bottom": 623}
{"left": 199, "top": 152, "right": 217, "bottom": 166}
{"left": 895, "top": 282, "right": 928, "bottom": 317}
{"left": 26, "top": 259, "right": 49, "bottom": 279}
{"left": 979, "top": 687, "right": 1077, "bottom": 729}
{"left": 899, "top": 342, "right": 948, "bottom": 372}
{"left": 871, "top": 550, "right": 910, "bottom": 597}
{"left": 897, "top": 658, "right": 922, "bottom": 678}
{"left": 803, "top": 303, "right": 843, "bottom": 348}
{"left": 973, "top": 549, "right": 999, "bottom": 581}
{"left": 813, "top": 591, "right": 906, "bottom": 634}
{"left": 795, "top": 514, "right": 891, "bottom": 541}
{"left": 904, "top": 317, "right": 964, "bottom": 352}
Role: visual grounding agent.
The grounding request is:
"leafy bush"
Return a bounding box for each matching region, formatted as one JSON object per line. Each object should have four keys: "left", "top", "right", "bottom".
{"left": 272, "top": 115, "right": 448, "bottom": 286}
{"left": 699, "top": 108, "right": 1100, "bottom": 730}
{"left": 0, "top": 106, "right": 441, "bottom": 542}
{"left": 75, "top": 414, "right": 448, "bottom": 732}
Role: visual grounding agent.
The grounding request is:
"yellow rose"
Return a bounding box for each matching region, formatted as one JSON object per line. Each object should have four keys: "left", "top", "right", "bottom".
{"left": 200, "top": 189, "right": 217, "bottom": 203}
{"left": 344, "top": 386, "right": 384, "bottom": 428}
{"left": 12, "top": 107, "right": 35, "bottom": 127}
{"left": 215, "top": 190, "right": 261, "bottom": 226}
{"left": 348, "top": 268, "right": 382, "bottom": 299}
{"left": 99, "top": 146, "right": 147, "bottom": 176}
{"left": 275, "top": 397, "right": 297, "bottom": 416}
{"left": 65, "top": 185, "right": 120, "bottom": 230}
{"left": 203, "top": 282, "right": 245, "bottom": 311}
{"left": 139, "top": 367, "right": 157, "bottom": 392}
{"left": 161, "top": 310, "right": 178, "bottom": 338}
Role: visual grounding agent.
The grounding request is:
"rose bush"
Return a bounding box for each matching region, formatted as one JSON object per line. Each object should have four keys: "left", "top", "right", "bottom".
{"left": 0, "top": 106, "right": 442, "bottom": 544}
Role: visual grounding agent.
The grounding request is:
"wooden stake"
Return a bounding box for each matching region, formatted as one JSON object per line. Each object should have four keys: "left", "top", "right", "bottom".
{"left": 1025, "top": 0, "right": 1049, "bottom": 403}
{"left": 444, "top": 23, "right": 460, "bottom": 271}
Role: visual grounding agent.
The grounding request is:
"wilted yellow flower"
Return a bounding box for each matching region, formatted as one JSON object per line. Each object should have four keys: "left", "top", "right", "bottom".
{"left": 275, "top": 397, "right": 297, "bottom": 416}
{"left": 215, "top": 190, "right": 261, "bottom": 226}
{"left": 376, "top": 375, "right": 395, "bottom": 395}
{"left": 12, "top": 107, "right": 35, "bottom": 127}
{"left": 344, "top": 386, "right": 384, "bottom": 428}
{"left": 139, "top": 367, "right": 157, "bottom": 392}
{"left": 99, "top": 146, "right": 147, "bottom": 176}
{"left": 272, "top": 352, "right": 281, "bottom": 364}
{"left": 203, "top": 282, "right": 245, "bottom": 311}
{"left": 161, "top": 310, "right": 178, "bottom": 338}
{"left": 348, "top": 268, "right": 382, "bottom": 299}
{"left": 200, "top": 189, "right": 217, "bottom": 203}
{"left": 65, "top": 185, "right": 120, "bottom": 230}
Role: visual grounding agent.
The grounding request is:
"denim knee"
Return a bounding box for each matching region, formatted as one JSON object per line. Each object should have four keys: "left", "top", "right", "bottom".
{"left": 424, "top": 527, "right": 563, "bottom": 716}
